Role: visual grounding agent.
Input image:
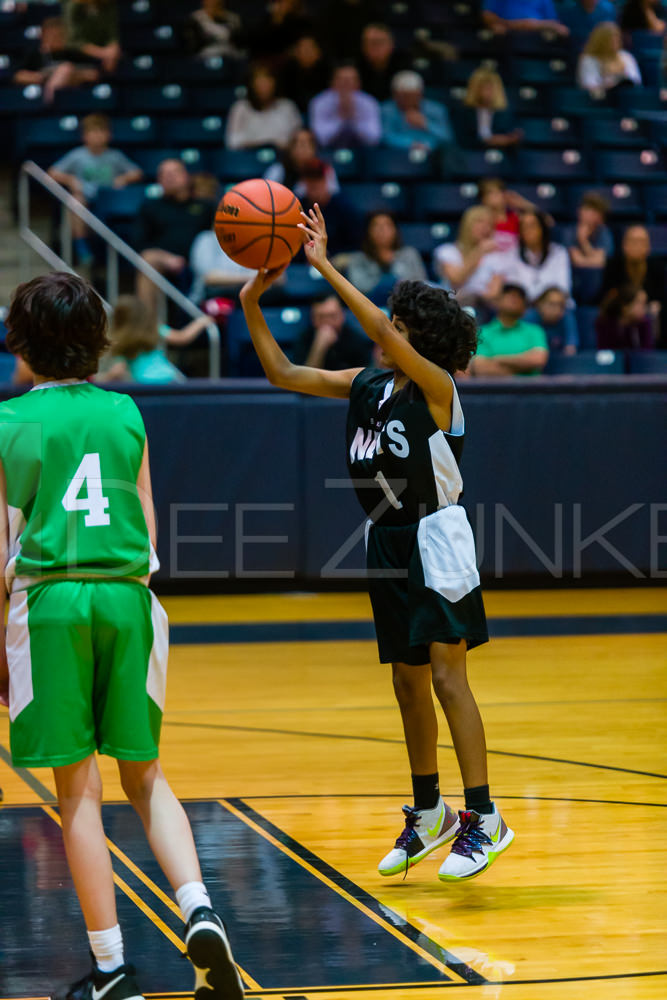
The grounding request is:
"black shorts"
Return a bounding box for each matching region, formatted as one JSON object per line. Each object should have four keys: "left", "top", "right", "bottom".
{"left": 366, "top": 506, "right": 488, "bottom": 665}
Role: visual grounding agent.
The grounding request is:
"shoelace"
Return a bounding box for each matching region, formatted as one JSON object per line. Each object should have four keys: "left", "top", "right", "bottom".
{"left": 451, "top": 810, "right": 493, "bottom": 858}
{"left": 394, "top": 805, "right": 420, "bottom": 878}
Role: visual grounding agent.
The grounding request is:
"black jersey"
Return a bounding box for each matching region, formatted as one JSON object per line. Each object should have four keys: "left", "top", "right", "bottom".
{"left": 345, "top": 367, "right": 465, "bottom": 527}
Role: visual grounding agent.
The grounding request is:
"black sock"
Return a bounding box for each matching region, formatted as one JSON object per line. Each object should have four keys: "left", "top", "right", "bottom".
{"left": 412, "top": 772, "right": 440, "bottom": 811}
{"left": 464, "top": 784, "right": 493, "bottom": 815}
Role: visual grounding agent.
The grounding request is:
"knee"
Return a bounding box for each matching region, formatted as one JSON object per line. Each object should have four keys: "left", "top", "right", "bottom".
{"left": 119, "top": 761, "right": 159, "bottom": 805}
{"left": 431, "top": 664, "right": 467, "bottom": 707}
{"left": 392, "top": 664, "right": 429, "bottom": 707}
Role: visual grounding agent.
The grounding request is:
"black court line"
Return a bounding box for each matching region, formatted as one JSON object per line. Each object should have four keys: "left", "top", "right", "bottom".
{"left": 0, "top": 743, "right": 56, "bottom": 802}
{"left": 231, "top": 792, "right": 667, "bottom": 809}
{"left": 227, "top": 798, "right": 486, "bottom": 987}
{"left": 168, "top": 613, "right": 667, "bottom": 645}
{"left": 163, "top": 720, "right": 667, "bottom": 780}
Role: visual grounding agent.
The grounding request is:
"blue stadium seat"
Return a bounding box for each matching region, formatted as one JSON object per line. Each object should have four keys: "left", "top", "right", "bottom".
{"left": 210, "top": 147, "right": 278, "bottom": 182}
{"left": 575, "top": 307, "right": 600, "bottom": 350}
{"left": 0, "top": 353, "right": 16, "bottom": 383}
{"left": 51, "top": 84, "right": 118, "bottom": 114}
{"left": 505, "top": 85, "right": 544, "bottom": 115}
{"left": 520, "top": 117, "right": 579, "bottom": 148}
{"left": 94, "top": 185, "right": 146, "bottom": 222}
{"left": 186, "top": 85, "right": 244, "bottom": 113}
{"left": 566, "top": 182, "right": 644, "bottom": 220}
{"left": 412, "top": 182, "right": 478, "bottom": 222}
{"left": 114, "top": 54, "right": 161, "bottom": 84}
{"left": 17, "top": 115, "right": 82, "bottom": 158}
{"left": 587, "top": 116, "right": 648, "bottom": 149}
{"left": 400, "top": 221, "right": 454, "bottom": 257}
{"left": 516, "top": 149, "right": 591, "bottom": 181}
{"left": 174, "top": 55, "right": 244, "bottom": 85}
{"left": 514, "top": 58, "right": 570, "bottom": 86}
{"left": 547, "top": 87, "right": 616, "bottom": 118}
{"left": 328, "top": 148, "right": 364, "bottom": 181}
{"left": 108, "top": 115, "right": 159, "bottom": 146}
{"left": 626, "top": 350, "right": 667, "bottom": 373}
{"left": 131, "top": 147, "right": 207, "bottom": 178}
{"left": 618, "top": 88, "right": 667, "bottom": 114}
{"left": 363, "top": 146, "right": 437, "bottom": 180}
{"left": 444, "top": 148, "right": 513, "bottom": 179}
{"left": 511, "top": 182, "right": 569, "bottom": 219}
{"left": 595, "top": 149, "right": 667, "bottom": 183}
{"left": 544, "top": 350, "right": 624, "bottom": 374}
{"left": 646, "top": 224, "right": 667, "bottom": 255}
{"left": 161, "top": 116, "right": 225, "bottom": 147}
{"left": 643, "top": 183, "right": 667, "bottom": 220}
{"left": 124, "top": 24, "right": 181, "bottom": 53}
{"left": 0, "top": 85, "right": 49, "bottom": 115}
{"left": 343, "top": 182, "right": 410, "bottom": 219}
{"left": 277, "top": 264, "right": 329, "bottom": 303}
{"left": 227, "top": 306, "right": 309, "bottom": 376}
{"left": 122, "top": 83, "right": 187, "bottom": 114}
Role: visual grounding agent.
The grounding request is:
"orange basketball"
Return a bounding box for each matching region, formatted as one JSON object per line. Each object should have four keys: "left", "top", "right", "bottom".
{"left": 214, "top": 178, "right": 304, "bottom": 270}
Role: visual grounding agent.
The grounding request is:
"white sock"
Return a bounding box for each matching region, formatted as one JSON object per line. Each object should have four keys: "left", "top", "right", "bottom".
{"left": 88, "top": 924, "right": 125, "bottom": 973}
{"left": 176, "top": 881, "right": 211, "bottom": 922}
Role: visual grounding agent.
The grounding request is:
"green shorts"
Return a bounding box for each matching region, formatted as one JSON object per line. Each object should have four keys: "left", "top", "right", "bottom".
{"left": 6, "top": 579, "right": 168, "bottom": 768}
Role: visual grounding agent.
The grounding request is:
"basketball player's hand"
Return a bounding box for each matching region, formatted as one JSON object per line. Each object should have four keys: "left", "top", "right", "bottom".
{"left": 240, "top": 263, "right": 288, "bottom": 302}
{"left": 298, "top": 205, "right": 328, "bottom": 270}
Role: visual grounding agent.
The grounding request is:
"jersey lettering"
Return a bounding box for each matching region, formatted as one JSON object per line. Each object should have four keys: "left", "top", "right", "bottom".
{"left": 386, "top": 419, "right": 410, "bottom": 458}
{"left": 61, "top": 452, "right": 111, "bottom": 527}
{"left": 349, "top": 427, "right": 374, "bottom": 462}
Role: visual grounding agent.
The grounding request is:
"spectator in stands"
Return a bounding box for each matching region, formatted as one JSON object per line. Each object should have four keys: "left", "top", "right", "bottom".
{"left": 183, "top": 0, "right": 242, "bottom": 60}
{"left": 309, "top": 63, "right": 382, "bottom": 148}
{"left": 577, "top": 22, "right": 642, "bottom": 95}
{"left": 318, "top": 0, "right": 384, "bottom": 59}
{"left": 63, "top": 0, "right": 121, "bottom": 75}
{"left": 502, "top": 209, "right": 571, "bottom": 302}
{"left": 595, "top": 284, "right": 656, "bottom": 349}
{"left": 463, "top": 68, "right": 523, "bottom": 148}
{"left": 13, "top": 16, "right": 99, "bottom": 104}
{"left": 290, "top": 294, "right": 372, "bottom": 369}
{"left": 264, "top": 127, "right": 339, "bottom": 195}
{"left": 345, "top": 212, "right": 427, "bottom": 297}
{"left": 298, "top": 158, "right": 363, "bottom": 255}
{"left": 381, "top": 70, "right": 454, "bottom": 151}
{"left": 280, "top": 35, "right": 331, "bottom": 113}
{"left": 598, "top": 224, "right": 664, "bottom": 333}
{"left": 560, "top": 0, "right": 618, "bottom": 39}
{"left": 48, "top": 114, "right": 142, "bottom": 265}
{"left": 357, "top": 23, "right": 409, "bottom": 102}
{"left": 619, "top": 0, "right": 666, "bottom": 33}
{"left": 562, "top": 190, "right": 613, "bottom": 302}
{"left": 434, "top": 206, "right": 506, "bottom": 313}
{"left": 101, "top": 296, "right": 213, "bottom": 383}
{"left": 478, "top": 177, "right": 538, "bottom": 253}
{"left": 135, "top": 159, "right": 216, "bottom": 311}
{"left": 471, "top": 283, "right": 549, "bottom": 375}
{"left": 225, "top": 64, "right": 303, "bottom": 150}
{"left": 525, "top": 286, "right": 579, "bottom": 353}
{"left": 240, "top": 0, "right": 313, "bottom": 67}
{"left": 481, "top": 0, "right": 570, "bottom": 35}
{"left": 189, "top": 228, "right": 255, "bottom": 304}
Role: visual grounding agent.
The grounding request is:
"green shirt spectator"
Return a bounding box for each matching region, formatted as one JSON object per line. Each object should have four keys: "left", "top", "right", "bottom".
{"left": 473, "top": 283, "right": 549, "bottom": 375}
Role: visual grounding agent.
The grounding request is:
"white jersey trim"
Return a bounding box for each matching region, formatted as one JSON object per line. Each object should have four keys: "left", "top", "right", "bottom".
{"left": 6, "top": 590, "right": 34, "bottom": 722}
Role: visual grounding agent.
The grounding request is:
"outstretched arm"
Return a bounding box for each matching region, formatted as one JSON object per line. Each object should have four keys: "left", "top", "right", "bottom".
{"left": 240, "top": 268, "right": 360, "bottom": 399}
{"left": 298, "top": 206, "right": 453, "bottom": 413}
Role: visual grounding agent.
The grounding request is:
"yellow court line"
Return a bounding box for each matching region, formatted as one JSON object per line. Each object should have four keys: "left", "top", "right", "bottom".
{"left": 218, "top": 799, "right": 462, "bottom": 985}
{"left": 40, "top": 804, "right": 262, "bottom": 992}
{"left": 41, "top": 805, "right": 185, "bottom": 952}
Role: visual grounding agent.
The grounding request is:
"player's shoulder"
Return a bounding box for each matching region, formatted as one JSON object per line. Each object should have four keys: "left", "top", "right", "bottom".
{"left": 351, "top": 366, "right": 392, "bottom": 394}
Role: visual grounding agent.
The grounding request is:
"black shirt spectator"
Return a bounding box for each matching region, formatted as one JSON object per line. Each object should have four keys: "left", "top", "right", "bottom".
{"left": 357, "top": 23, "right": 409, "bottom": 102}
{"left": 280, "top": 35, "right": 331, "bottom": 113}
{"left": 291, "top": 295, "right": 372, "bottom": 368}
{"left": 619, "top": 0, "right": 666, "bottom": 32}
{"left": 240, "top": 0, "right": 313, "bottom": 67}
{"left": 317, "top": 0, "right": 384, "bottom": 59}
{"left": 298, "top": 159, "right": 364, "bottom": 255}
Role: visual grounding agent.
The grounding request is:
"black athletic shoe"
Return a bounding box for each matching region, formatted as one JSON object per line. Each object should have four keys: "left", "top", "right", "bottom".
{"left": 52, "top": 962, "right": 144, "bottom": 1000}
{"left": 185, "top": 907, "right": 244, "bottom": 1000}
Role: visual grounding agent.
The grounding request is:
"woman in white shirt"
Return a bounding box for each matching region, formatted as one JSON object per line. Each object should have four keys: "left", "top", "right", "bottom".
{"left": 225, "top": 64, "right": 303, "bottom": 150}
{"left": 434, "top": 205, "right": 508, "bottom": 309}
{"left": 503, "top": 209, "right": 572, "bottom": 302}
{"left": 577, "top": 22, "right": 642, "bottom": 95}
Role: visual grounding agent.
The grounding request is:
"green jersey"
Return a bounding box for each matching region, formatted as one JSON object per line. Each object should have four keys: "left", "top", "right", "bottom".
{"left": 0, "top": 381, "right": 155, "bottom": 592}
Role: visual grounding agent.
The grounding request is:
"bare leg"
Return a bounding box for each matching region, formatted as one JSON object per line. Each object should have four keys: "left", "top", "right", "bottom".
{"left": 392, "top": 660, "right": 439, "bottom": 775}
{"left": 118, "top": 758, "right": 201, "bottom": 890}
{"left": 430, "top": 640, "right": 488, "bottom": 789}
{"left": 69, "top": 191, "right": 89, "bottom": 240}
{"left": 53, "top": 754, "right": 118, "bottom": 930}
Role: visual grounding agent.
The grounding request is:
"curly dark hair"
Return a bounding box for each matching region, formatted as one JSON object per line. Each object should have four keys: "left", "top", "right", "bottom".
{"left": 6, "top": 272, "right": 109, "bottom": 379}
{"left": 387, "top": 280, "right": 478, "bottom": 374}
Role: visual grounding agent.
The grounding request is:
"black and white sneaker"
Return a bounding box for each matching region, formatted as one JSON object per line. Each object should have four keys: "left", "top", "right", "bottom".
{"left": 52, "top": 962, "right": 144, "bottom": 1000}
{"left": 185, "top": 907, "right": 244, "bottom": 1000}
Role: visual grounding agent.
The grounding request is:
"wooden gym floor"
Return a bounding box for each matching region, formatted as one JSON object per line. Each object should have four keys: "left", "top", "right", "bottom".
{"left": 0, "top": 588, "right": 665, "bottom": 1000}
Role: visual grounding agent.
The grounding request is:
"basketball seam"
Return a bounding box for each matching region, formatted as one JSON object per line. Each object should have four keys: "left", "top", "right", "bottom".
{"left": 264, "top": 178, "right": 276, "bottom": 269}
{"left": 222, "top": 187, "right": 298, "bottom": 218}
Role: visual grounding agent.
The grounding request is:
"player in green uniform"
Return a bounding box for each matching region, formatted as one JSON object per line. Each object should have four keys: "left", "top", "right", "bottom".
{"left": 240, "top": 206, "right": 513, "bottom": 882}
{"left": 0, "top": 274, "right": 244, "bottom": 1000}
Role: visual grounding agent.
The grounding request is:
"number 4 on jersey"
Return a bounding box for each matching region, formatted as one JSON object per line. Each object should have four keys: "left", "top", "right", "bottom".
{"left": 61, "top": 452, "right": 111, "bottom": 527}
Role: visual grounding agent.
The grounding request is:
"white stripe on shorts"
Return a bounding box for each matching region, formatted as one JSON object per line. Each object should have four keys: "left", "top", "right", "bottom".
{"left": 6, "top": 591, "right": 34, "bottom": 722}
{"left": 146, "top": 591, "right": 169, "bottom": 712}
{"left": 417, "top": 506, "right": 480, "bottom": 604}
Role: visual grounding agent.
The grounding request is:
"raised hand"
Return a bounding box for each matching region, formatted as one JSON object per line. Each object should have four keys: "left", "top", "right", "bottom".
{"left": 298, "top": 204, "right": 329, "bottom": 271}
{"left": 240, "top": 262, "right": 289, "bottom": 302}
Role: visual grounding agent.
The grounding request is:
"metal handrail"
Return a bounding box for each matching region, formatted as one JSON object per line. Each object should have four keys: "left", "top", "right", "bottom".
{"left": 17, "top": 160, "right": 221, "bottom": 378}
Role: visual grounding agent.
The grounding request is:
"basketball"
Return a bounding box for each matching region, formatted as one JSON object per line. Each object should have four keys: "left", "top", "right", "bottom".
{"left": 214, "top": 178, "right": 304, "bottom": 270}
